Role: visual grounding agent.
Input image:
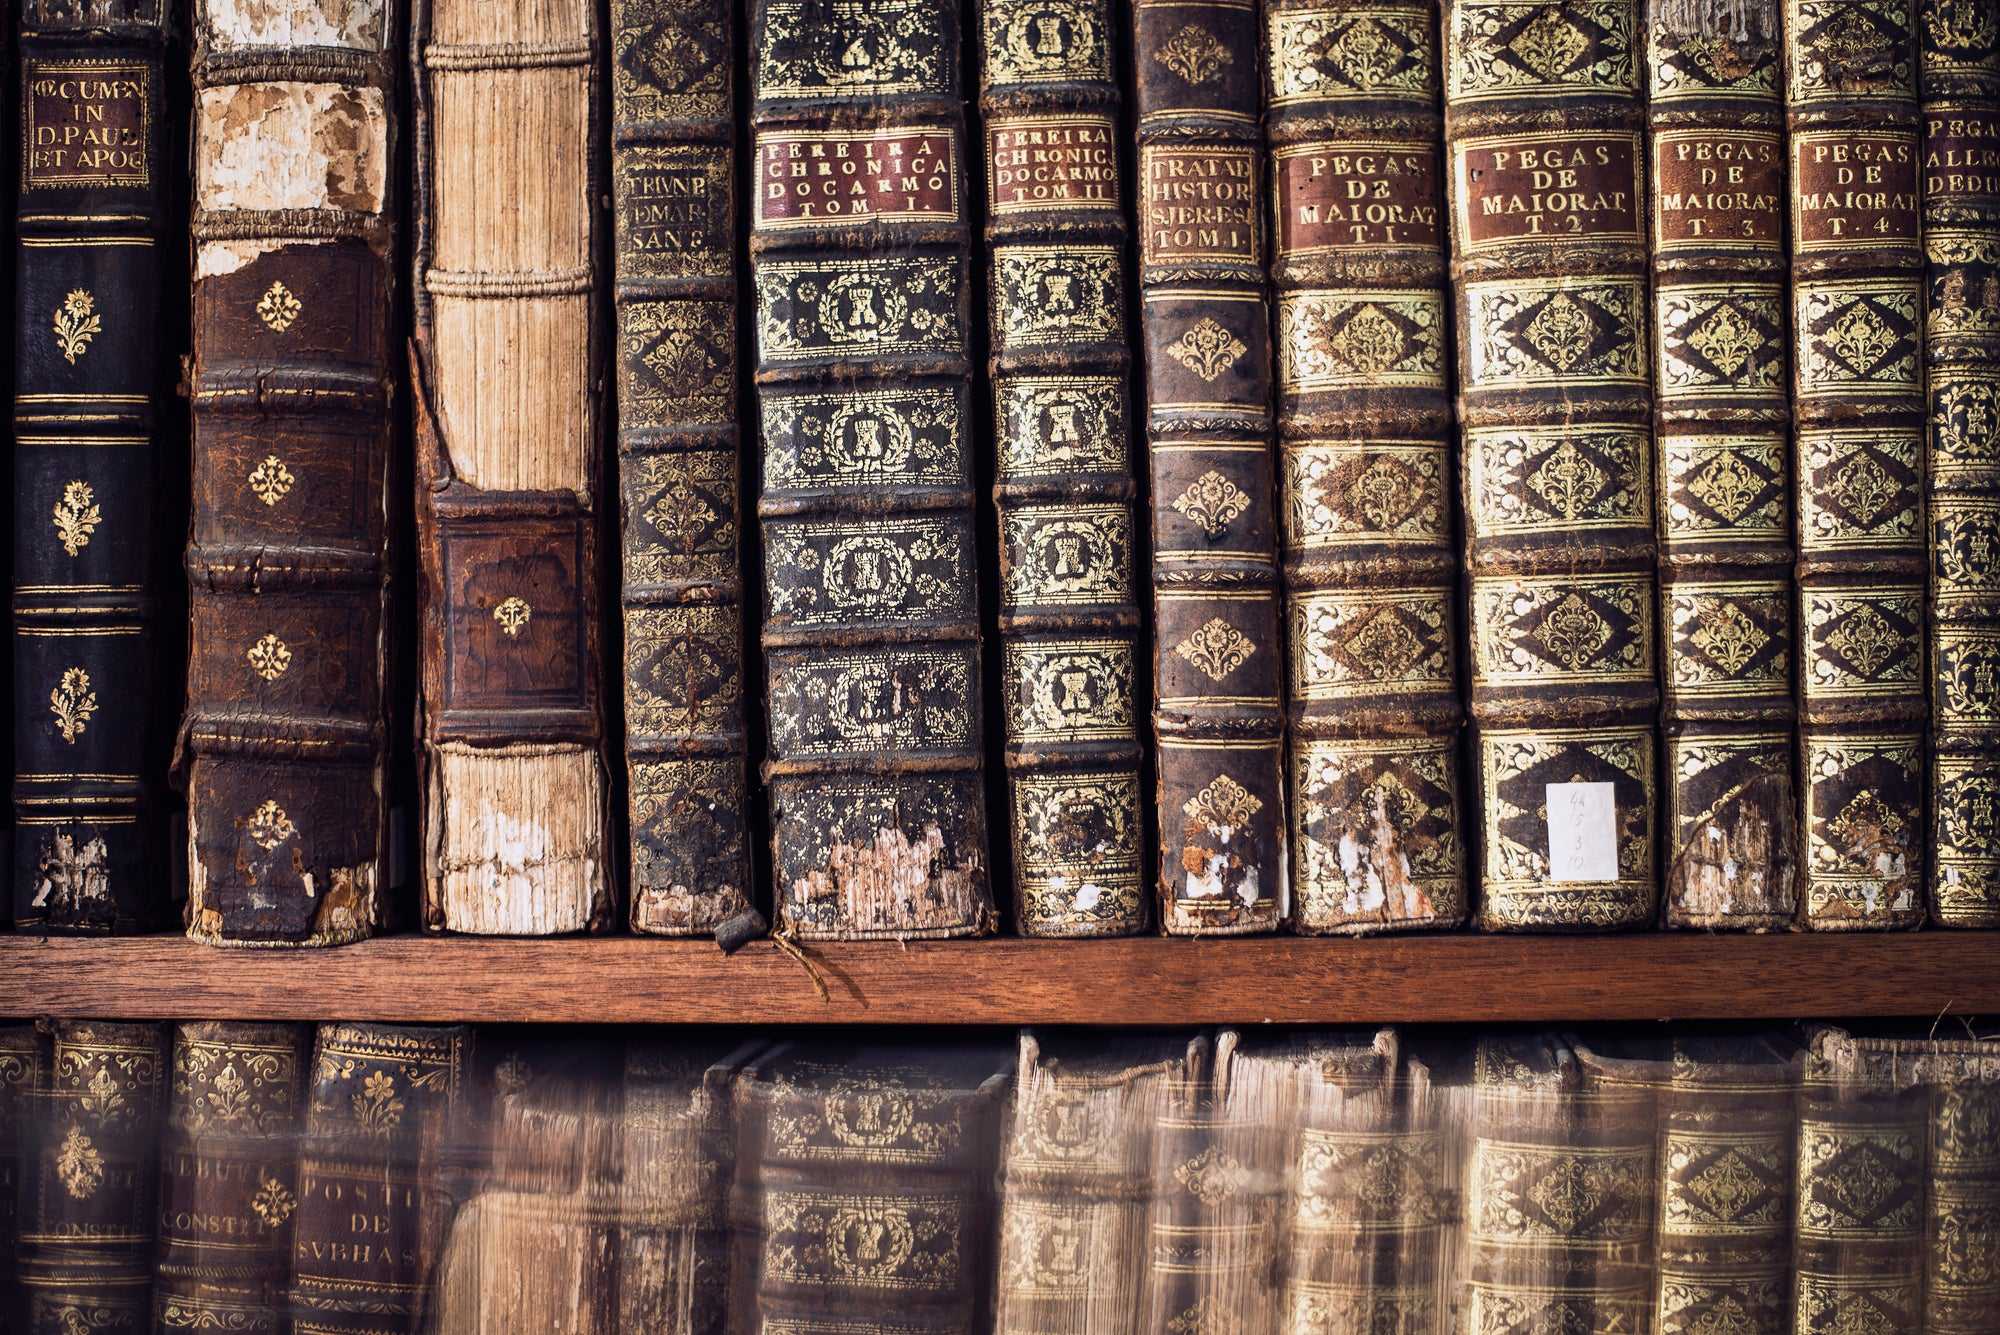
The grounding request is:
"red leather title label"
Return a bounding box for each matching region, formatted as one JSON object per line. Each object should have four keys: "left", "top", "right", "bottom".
{"left": 24, "top": 60, "right": 150, "bottom": 188}
{"left": 1926, "top": 108, "right": 2000, "bottom": 215}
{"left": 1791, "top": 130, "right": 1919, "bottom": 251}
{"left": 1452, "top": 132, "right": 1641, "bottom": 252}
{"left": 1274, "top": 140, "right": 1440, "bottom": 255}
{"left": 1140, "top": 144, "right": 1258, "bottom": 264}
{"left": 1652, "top": 129, "right": 1783, "bottom": 251}
{"left": 987, "top": 114, "right": 1118, "bottom": 214}
{"left": 755, "top": 128, "right": 960, "bottom": 228}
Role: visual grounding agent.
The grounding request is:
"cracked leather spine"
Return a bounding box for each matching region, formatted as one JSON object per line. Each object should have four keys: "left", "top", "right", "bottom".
{"left": 1444, "top": 0, "right": 1661, "bottom": 931}
{"left": 181, "top": 0, "right": 398, "bottom": 947}
{"left": 1267, "top": 0, "right": 1467, "bottom": 935}
{"left": 979, "top": 0, "right": 1147, "bottom": 937}
{"left": 12, "top": 0, "right": 168, "bottom": 934}
{"left": 1135, "top": 0, "right": 1289, "bottom": 935}
{"left": 749, "top": 0, "right": 996, "bottom": 939}
{"left": 1784, "top": 0, "right": 1928, "bottom": 929}
{"left": 612, "top": 0, "right": 752, "bottom": 935}
{"left": 1649, "top": 0, "right": 1798, "bottom": 929}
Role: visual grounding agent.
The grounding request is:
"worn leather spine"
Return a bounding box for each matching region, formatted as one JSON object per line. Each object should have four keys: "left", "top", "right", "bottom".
{"left": 412, "top": 0, "right": 612, "bottom": 935}
{"left": 15, "top": 1021, "right": 167, "bottom": 1335}
{"left": 1445, "top": 0, "right": 1660, "bottom": 931}
{"left": 1135, "top": 0, "right": 1289, "bottom": 934}
{"left": 0, "top": 1024, "right": 43, "bottom": 1330}
{"left": 613, "top": 0, "right": 751, "bottom": 935}
{"left": 181, "top": 0, "right": 397, "bottom": 947}
{"left": 1921, "top": 0, "right": 2000, "bottom": 926}
{"left": 1649, "top": 0, "right": 1798, "bottom": 929}
{"left": 749, "top": 0, "right": 995, "bottom": 939}
{"left": 1785, "top": 0, "right": 1928, "bottom": 928}
{"left": 979, "top": 0, "right": 1147, "bottom": 937}
{"left": 290, "top": 1021, "right": 470, "bottom": 1335}
{"left": 153, "top": 1021, "right": 309, "bottom": 1333}
{"left": 1267, "top": 0, "right": 1466, "bottom": 934}
{"left": 12, "top": 0, "right": 167, "bottom": 934}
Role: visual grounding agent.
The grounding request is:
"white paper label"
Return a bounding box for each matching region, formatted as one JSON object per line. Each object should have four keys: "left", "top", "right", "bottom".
{"left": 1545, "top": 781, "right": 1619, "bottom": 882}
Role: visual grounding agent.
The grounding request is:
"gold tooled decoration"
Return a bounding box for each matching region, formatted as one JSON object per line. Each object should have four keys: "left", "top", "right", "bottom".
{"left": 1686, "top": 301, "right": 1764, "bottom": 376}
{"left": 205, "top": 1063, "right": 253, "bottom": 1124}
{"left": 247, "top": 800, "right": 295, "bottom": 852}
{"left": 1823, "top": 605, "right": 1899, "bottom": 678}
{"left": 1328, "top": 303, "right": 1408, "bottom": 373}
{"left": 1184, "top": 774, "right": 1262, "bottom": 833}
{"left": 1828, "top": 792, "right": 1909, "bottom": 868}
{"left": 351, "top": 1069, "right": 403, "bottom": 1137}
{"left": 79, "top": 1064, "right": 125, "bottom": 1118}
{"left": 642, "top": 323, "right": 719, "bottom": 385}
{"left": 1533, "top": 594, "right": 1614, "bottom": 670}
{"left": 1332, "top": 18, "right": 1405, "bottom": 87}
{"left": 1344, "top": 607, "right": 1427, "bottom": 679}
{"left": 1173, "top": 469, "right": 1251, "bottom": 536}
{"left": 53, "top": 289, "right": 100, "bottom": 364}
{"left": 1174, "top": 617, "right": 1256, "bottom": 681}
{"left": 55, "top": 1125, "right": 103, "bottom": 1199}
{"left": 1682, "top": 1148, "right": 1766, "bottom": 1220}
{"left": 1352, "top": 455, "right": 1423, "bottom": 529}
{"left": 1927, "top": 0, "right": 1998, "bottom": 50}
{"left": 1526, "top": 1156, "right": 1606, "bottom": 1231}
{"left": 1526, "top": 440, "right": 1609, "bottom": 519}
{"left": 1522, "top": 293, "right": 1595, "bottom": 369}
{"left": 1688, "top": 450, "right": 1765, "bottom": 522}
{"left": 1509, "top": 8, "right": 1588, "bottom": 79}
{"left": 1166, "top": 318, "right": 1248, "bottom": 382}
{"left": 256, "top": 281, "right": 301, "bottom": 332}
{"left": 1155, "top": 23, "right": 1231, "bottom": 83}
{"left": 250, "top": 1174, "right": 296, "bottom": 1227}
{"left": 494, "top": 596, "right": 532, "bottom": 637}
{"left": 645, "top": 480, "right": 718, "bottom": 548}
{"left": 1691, "top": 603, "right": 1769, "bottom": 676}
{"left": 246, "top": 633, "right": 292, "bottom": 682}
{"left": 52, "top": 480, "right": 100, "bottom": 557}
{"left": 247, "top": 455, "right": 294, "bottom": 507}
{"left": 50, "top": 667, "right": 96, "bottom": 744}
{"left": 1174, "top": 1146, "right": 1248, "bottom": 1204}
{"left": 1824, "top": 301, "right": 1898, "bottom": 373}
{"left": 1826, "top": 452, "right": 1899, "bottom": 527}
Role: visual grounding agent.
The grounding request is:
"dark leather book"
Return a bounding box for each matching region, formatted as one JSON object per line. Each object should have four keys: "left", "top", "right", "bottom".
{"left": 1785, "top": 0, "right": 1928, "bottom": 929}
{"left": 1266, "top": 0, "right": 1466, "bottom": 934}
{"left": 12, "top": 0, "right": 169, "bottom": 934}
{"left": 1920, "top": 0, "right": 2000, "bottom": 927}
{"left": 412, "top": 0, "right": 613, "bottom": 934}
{"left": 749, "top": 0, "right": 995, "bottom": 939}
{"left": 15, "top": 1020, "right": 168, "bottom": 1333}
{"left": 1649, "top": 0, "right": 1798, "bottom": 929}
{"left": 0, "top": 1024, "right": 47, "bottom": 1330}
{"left": 612, "top": 0, "right": 752, "bottom": 935}
{"left": 1134, "top": 0, "right": 1288, "bottom": 935}
{"left": 726, "top": 1042, "right": 1011, "bottom": 1333}
{"left": 154, "top": 1021, "right": 310, "bottom": 1332}
{"left": 979, "top": 0, "right": 1147, "bottom": 938}
{"left": 1444, "top": 0, "right": 1660, "bottom": 931}
{"left": 180, "top": 0, "right": 398, "bottom": 946}
{"left": 290, "top": 1021, "right": 471, "bottom": 1335}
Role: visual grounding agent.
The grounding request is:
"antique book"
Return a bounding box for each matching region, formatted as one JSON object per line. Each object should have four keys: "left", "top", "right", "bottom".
{"left": 993, "top": 1031, "right": 1202, "bottom": 1333}
{"left": 180, "top": 0, "right": 398, "bottom": 946}
{"left": 0, "top": 1024, "right": 46, "bottom": 1326}
{"left": 1785, "top": 0, "right": 1928, "bottom": 928}
{"left": 15, "top": 1021, "right": 168, "bottom": 1333}
{"left": 1134, "top": 0, "right": 1288, "bottom": 934}
{"left": 1648, "top": 0, "right": 1798, "bottom": 929}
{"left": 726, "top": 1042, "right": 1011, "bottom": 1332}
{"left": 1444, "top": 0, "right": 1660, "bottom": 931}
{"left": 154, "top": 1021, "right": 310, "bottom": 1332}
{"left": 12, "top": 0, "right": 169, "bottom": 933}
{"left": 1921, "top": 0, "right": 2000, "bottom": 926}
{"left": 612, "top": 0, "right": 752, "bottom": 935}
{"left": 1266, "top": 0, "right": 1465, "bottom": 933}
{"left": 979, "top": 0, "right": 1147, "bottom": 937}
{"left": 749, "top": 0, "right": 995, "bottom": 938}
{"left": 412, "top": 0, "right": 613, "bottom": 934}
{"left": 290, "top": 1021, "right": 471, "bottom": 1335}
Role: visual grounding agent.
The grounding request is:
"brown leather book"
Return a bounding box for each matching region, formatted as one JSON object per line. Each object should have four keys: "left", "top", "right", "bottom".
{"left": 181, "top": 0, "right": 398, "bottom": 946}
{"left": 979, "top": 0, "right": 1148, "bottom": 938}
{"left": 154, "top": 1021, "right": 311, "bottom": 1332}
{"left": 1444, "top": 0, "right": 1660, "bottom": 931}
{"left": 1266, "top": 0, "right": 1466, "bottom": 934}
{"left": 1920, "top": 0, "right": 2000, "bottom": 927}
{"left": 612, "top": 0, "right": 753, "bottom": 935}
{"left": 749, "top": 0, "right": 995, "bottom": 939}
{"left": 0, "top": 1024, "right": 46, "bottom": 1327}
{"left": 1134, "top": 0, "right": 1289, "bottom": 934}
{"left": 412, "top": 0, "right": 613, "bottom": 934}
{"left": 1785, "top": 0, "right": 1928, "bottom": 929}
{"left": 1648, "top": 0, "right": 1798, "bottom": 929}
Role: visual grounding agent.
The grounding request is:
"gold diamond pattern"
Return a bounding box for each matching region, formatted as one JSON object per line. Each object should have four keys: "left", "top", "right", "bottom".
{"left": 1343, "top": 607, "right": 1426, "bottom": 679}
{"left": 1684, "top": 1150, "right": 1764, "bottom": 1220}
{"left": 1332, "top": 19, "right": 1403, "bottom": 86}
{"left": 1825, "top": 301, "right": 1898, "bottom": 373}
{"left": 1175, "top": 617, "right": 1256, "bottom": 682}
{"left": 645, "top": 480, "right": 718, "bottom": 547}
{"left": 1328, "top": 303, "right": 1407, "bottom": 373}
{"left": 1827, "top": 452, "right": 1900, "bottom": 527}
{"left": 1824, "top": 605, "right": 1900, "bottom": 678}
{"left": 1527, "top": 1157, "right": 1604, "bottom": 1232}
{"left": 1532, "top": 593, "right": 1614, "bottom": 670}
{"left": 1691, "top": 603, "right": 1769, "bottom": 675}
{"left": 1522, "top": 293, "right": 1595, "bottom": 370}
{"left": 1526, "top": 440, "right": 1608, "bottom": 519}
{"left": 1688, "top": 451, "right": 1765, "bottom": 522}
{"left": 1685, "top": 301, "right": 1764, "bottom": 376}
{"left": 1509, "top": 8, "right": 1589, "bottom": 78}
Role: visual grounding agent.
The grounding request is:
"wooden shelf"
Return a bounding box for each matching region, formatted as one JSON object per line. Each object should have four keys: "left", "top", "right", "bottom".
{"left": 3, "top": 932, "right": 1996, "bottom": 1025}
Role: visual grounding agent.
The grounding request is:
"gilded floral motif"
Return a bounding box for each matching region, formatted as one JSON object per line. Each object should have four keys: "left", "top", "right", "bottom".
{"left": 1684, "top": 300, "right": 1763, "bottom": 376}
{"left": 1533, "top": 593, "right": 1614, "bottom": 670}
{"left": 247, "top": 455, "right": 294, "bottom": 507}
{"left": 1687, "top": 449, "right": 1765, "bottom": 523}
{"left": 52, "top": 480, "right": 100, "bottom": 557}
{"left": 50, "top": 667, "right": 96, "bottom": 744}
{"left": 1184, "top": 775, "right": 1263, "bottom": 835}
{"left": 1690, "top": 602, "right": 1770, "bottom": 676}
{"left": 55, "top": 1125, "right": 103, "bottom": 1199}
{"left": 1174, "top": 1146, "right": 1248, "bottom": 1204}
{"left": 1155, "top": 23, "right": 1230, "bottom": 83}
{"left": 1822, "top": 604, "right": 1899, "bottom": 678}
{"left": 352, "top": 1069, "right": 403, "bottom": 1136}
{"left": 1172, "top": 469, "right": 1250, "bottom": 536}
{"left": 1522, "top": 292, "right": 1595, "bottom": 369}
{"left": 246, "top": 633, "right": 292, "bottom": 682}
{"left": 494, "top": 596, "right": 532, "bottom": 637}
{"left": 53, "top": 289, "right": 101, "bottom": 364}
{"left": 1509, "top": 7, "right": 1589, "bottom": 78}
{"left": 247, "top": 799, "right": 296, "bottom": 852}
{"left": 1525, "top": 440, "right": 1609, "bottom": 519}
{"left": 251, "top": 1174, "right": 297, "bottom": 1227}
{"left": 1166, "top": 318, "right": 1248, "bottom": 382}
{"left": 1174, "top": 617, "right": 1255, "bottom": 682}
{"left": 256, "top": 281, "right": 302, "bottom": 332}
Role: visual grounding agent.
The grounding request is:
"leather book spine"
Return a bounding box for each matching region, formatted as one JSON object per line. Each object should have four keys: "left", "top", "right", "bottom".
{"left": 1920, "top": 0, "right": 2000, "bottom": 926}
{"left": 1444, "top": 0, "right": 1661, "bottom": 931}
{"left": 1784, "top": 0, "right": 1928, "bottom": 929}
{"left": 1648, "top": 0, "right": 1798, "bottom": 929}
{"left": 978, "top": 0, "right": 1147, "bottom": 938}
{"left": 290, "top": 1021, "right": 471, "bottom": 1335}
{"left": 16, "top": 1020, "right": 168, "bottom": 1334}
{"left": 182, "top": 0, "right": 397, "bottom": 946}
{"left": 611, "top": 0, "right": 751, "bottom": 935}
{"left": 749, "top": 0, "right": 995, "bottom": 939}
{"left": 1266, "top": 0, "right": 1467, "bottom": 934}
{"left": 12, "top": 0, "right": 168, "bottom": 934}
{"left": 412, "top": 0, "right": 612, "bottom": 934}
{"left": 153, "top": 1021, "right": 310, "bottom": 1333}
{"left": 0, "top": 1024, "right": 48, "bottom": 1330}
{"left": 1134, "top": 0, "right": 1288, "bottom": 934}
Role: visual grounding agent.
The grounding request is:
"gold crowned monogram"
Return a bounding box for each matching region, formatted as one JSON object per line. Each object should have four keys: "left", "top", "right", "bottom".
{"left": 247, "top": 455, "right": 294, "bottom": 507}
{"left": 1927, "top": 0, "right": 1997, "bottom": 50}
{"left": 247, "top": 800, "right": 295, "bottom": 851}
{"left": 1167, "top": 318, "right": 1248, "bottom": 382}
{"left": 1156, "top": 23, "right": 1230, "bottom": 83}
{"left": 1825, "top": 302, "right": 1898, "bottom": 371}
{"left": 351, "top": 1070, "right": 403, "bottom": 1137}
{"left": 1526, "top": 440, "right": 1609, "bottom": 519}
{"left": 1510, "top": 8, "right": 1588, "bottom": 78}
{"left": 1184, "top": 774, "right": 1263, "bottom": 832}
{"left": 250, "top": 1174, "right": 296, "bottom": 1227}
{"left": 1175, "top": 617, "right": 1256, "bottom": 681}
{"left": 494, "top": 596, "right": 532, "bottom": 637}
{"left": 1175, "top": 1147, "right": 1248, "bottom": 1204}
{"left": 52, "top": 480, "right": 101, "bottom": 557}
{"left": 1534, "top": 594, "right": 1613, "bottom": 669}
{"left": 1824, "top": 605, "right": 1899, "bottom": 677}
{"left": 1522, "top": 293, "right": 1596, "bottom": 369}
{"left": 1690, "top": 603, "right": 1768, "bottom": 675}
{"left": 256, "top": 281, "right": 301, "bottom": 332}
{"left": 1686, "top": 301, "right": 1763, "bottom": 375}
{"left": 1173, "top": 469, "right": 1250, "bottom": 536}
{"left": 53, "top": 289, "right": 101, "bottom": 364}
{"left": 1688, "top": 451, "right": 1764, "bottom": 521}
{"left": 50, "top": 667, "right": 96, "bottom": 744}
{"left": 246, "top": 633, "right": 293, "bottom": 682}
{"left": 55, "top": 1125, "right": 103, "bottom": 1199}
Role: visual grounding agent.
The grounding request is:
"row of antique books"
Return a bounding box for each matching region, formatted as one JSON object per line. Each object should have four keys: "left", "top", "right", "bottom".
{"left": 1, "top": 1020, "right": 1994, "bottom": 1333}
{"left": 13, "top": 0, "right": 2000, "bottom": 945}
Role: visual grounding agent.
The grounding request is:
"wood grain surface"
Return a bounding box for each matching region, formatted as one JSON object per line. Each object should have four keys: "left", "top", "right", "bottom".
{"left": 2, "top": 934, "right": 1995, "bottom": 1024}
